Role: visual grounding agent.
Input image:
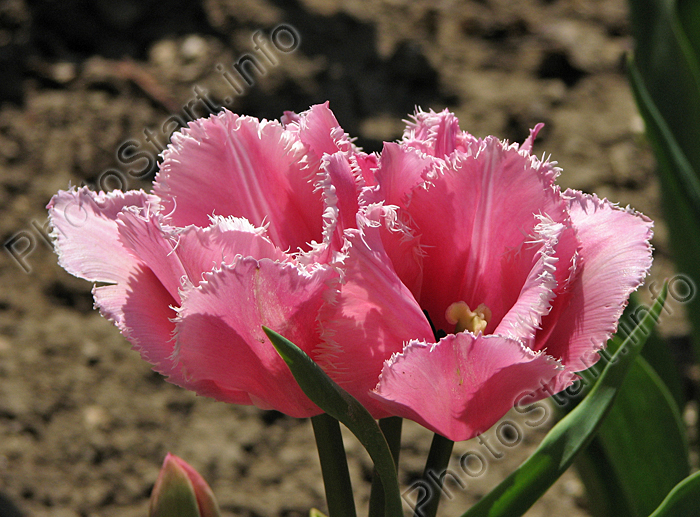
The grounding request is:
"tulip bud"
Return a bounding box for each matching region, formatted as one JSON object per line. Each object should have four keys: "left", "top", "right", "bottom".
{"left": 149, "top": 453, "right": 221, "bottom": 517}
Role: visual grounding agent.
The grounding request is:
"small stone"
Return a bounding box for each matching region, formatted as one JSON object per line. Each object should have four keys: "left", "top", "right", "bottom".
{"left": 181, "top": 35, "right": 208, "bottom": 62}
{"left": 84, "top": 405, "right": 109, "bottom": 430}
{"left": 52, "top": 62, "right": 77, "bottom": 84}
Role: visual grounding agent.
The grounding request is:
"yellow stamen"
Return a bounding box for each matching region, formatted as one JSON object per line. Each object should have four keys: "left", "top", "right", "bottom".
{"left": 445, "top": 301, "right": 492, "bottom": 334}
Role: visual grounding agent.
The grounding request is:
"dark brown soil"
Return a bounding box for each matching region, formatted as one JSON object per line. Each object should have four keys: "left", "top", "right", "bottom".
{"left": 0, "top": 1, "right": 683, "bottom": 516}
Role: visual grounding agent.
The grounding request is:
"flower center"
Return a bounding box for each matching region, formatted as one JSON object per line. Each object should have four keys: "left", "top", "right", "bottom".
{"left": 445, "top": 301, "right": 492, "bottom": 334}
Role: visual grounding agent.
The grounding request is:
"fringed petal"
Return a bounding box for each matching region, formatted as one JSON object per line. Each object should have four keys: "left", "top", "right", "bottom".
{"left": 316, "top": 222, "right": 434, "bottom": 416}
{"left": 47, "top": 187, "right": 158, "bottom": 284}
{"left": 174, "top": 258, "right": 335, "bottom": 417}
{"left": 117, "top": 209, "right": 187, "bottom": 302}
{"left": 536, "top": 190, "right": 654, "bottom": 375}
{"left": 401, "top": 108, "right": 461, "bottom": 157}
{"left": 373, "top": 332, "right": 561, "bottom": 441}
{"left": 371, "top": 142, "right": 436, "bottom": 208}
{"left": 405, "top": 136, "right": 567, "bottom": 334}
{"left": 494, "top": 216, "right": 569, "bottom": 345}
{"left": 282, "top": 102, "right": 354, "bottom": 167}
{"left": 173, "top": 216, "right": 286, "bottom": 285}
{"left": 155, "top": 111, "right": 323, "bottom": 253}
{"left": 93, "top": 263, "right": 183, "bottom": 383}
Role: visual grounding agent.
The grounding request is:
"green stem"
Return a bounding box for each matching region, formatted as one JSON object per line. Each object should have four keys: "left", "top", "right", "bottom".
{"left": 368, "top": 417, "right": 403, "bottom": 517}
{"left": 311, "top": 413, "right": 357, "bottom": 517}
{"left": 413, "top": 433, "right": 454, "bottom": 517}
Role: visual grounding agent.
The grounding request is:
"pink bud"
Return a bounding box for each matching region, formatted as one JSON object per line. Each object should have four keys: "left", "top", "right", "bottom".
{"left": 149, "top": 453, "right": 221, "bottom": 517}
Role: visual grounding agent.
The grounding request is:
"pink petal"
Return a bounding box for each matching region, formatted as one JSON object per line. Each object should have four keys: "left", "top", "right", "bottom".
{"left": 93, "top": 263, "right": 184, "bottom": 384}
{"left": 324, "top": 153, "right": 359, "bottom": 231}
{"left": 354, "top": 152, "right": 380, "bottom": 188}
{"left": 521, "top": 123, "right": 545, "bottom": 153}
{"left": 280, "top": 110, "right": 301, "bottom": 125}
{"left": 370, "top": 142, "right": 436, "bottom": 208}
{"left": 316, "top": 222, "right": 434, "bottom": 416}
{"left": 535, "top": 191, "right": 653, "bottom": 376}
{"left": 119, "top": 212, "right": 285, "bottom": 303}
{"left": 155, "top": 111, "right": 323, "bottom": 253}
{"left": 526, "top": 218, "right": 582, "bottom": 353}
{"left": 283, "top": 102, "right": 350, "bottom": 166}
{"left": 403, "top": 137, "right": 568, "bottom": 335}
{"left": 284, "top": 102, "right": 377, "bottom": 191}
{"left": 48, "top": 189, "right": 186, "bottom": 384}
{"left": 401, "top": 108, "right": 461, "bottom": 157}
{"left": 314, "top": 152, "right": 361, "bottom": 255}
{"left": 47, "top": 187, "right": 158, "bottom": 283}
{"left": 174, "top": 258, "right": 335, "bottom": 417}
{"left": 117, "top": 210, "right": 187, "bottom": 302}
{"left": 173, "top": 216, "right": 286, "bottom": 284}
{"left": 372, "top": 332, "right": 561, "bottom": 441}
{"left": 494, "top": 217, "right": 565, "bottom": 344}
{"left": 359, "top": 143, "right": 436, "bottom": 297}
{"left": 358, "top": 203, "right": 424, "bottom": 300}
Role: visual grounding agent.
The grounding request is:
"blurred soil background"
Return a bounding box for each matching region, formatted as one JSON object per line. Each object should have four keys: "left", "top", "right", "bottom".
{"left": 0, "top": 0, "right": 693, "bottom": 516}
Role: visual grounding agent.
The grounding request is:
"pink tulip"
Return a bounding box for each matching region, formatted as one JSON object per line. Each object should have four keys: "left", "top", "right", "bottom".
{"left": 318, "top": 109, "right": 653, "bottom": 440}
{"left": 47, "top": 103, "right": 366, "bottom": 417}
{"left": 150, "top": 453, "right": 220, "bottom": 517}
{"left": 48, "top": 104, "right": 653, "bottom": 441}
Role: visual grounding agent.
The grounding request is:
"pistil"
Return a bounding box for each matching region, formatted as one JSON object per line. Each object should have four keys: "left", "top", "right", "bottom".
{"left": 445, "top": 301, "right": 492, "bottom": 334}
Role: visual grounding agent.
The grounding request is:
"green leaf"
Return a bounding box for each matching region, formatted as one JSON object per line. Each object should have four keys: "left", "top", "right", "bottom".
{"left": 460, "top": 283, "right": 668, "bottom": 517}
{"left": 627, "top": 56, "right": 700, "bottom": 231}
{"left": 598, "top": 354, "right": 689, "bottom": 514}
{"left": 263, "top": 327, "right": 403, "bottom": 517}
{"left": 628, "top": 0, "right": 700, "bottom": 174}
{"left": 627, "top": 293, "right": 686, "bottom": 410}
{"left": 572, "top": 439, "right": 629, "bottom": 517}
{"left": 575, "top": 353, "right": 688, "bottom": 517}
{"left": 628, "top": 0, "right": 700, "bottom": 354}
{"left": 648, "top": 471, "right": 700, "bottom": 517}
{"left": 677, "top": 0, "right": 700, "bottom": 62}
{"left": 568, "top": 291, "right": 687, "bottom": 517}
{"left": 628, "top": 56, "right": 700, "bottom": 358}
{"left": 566, "top": 291, "right": 688, "bottom": 517}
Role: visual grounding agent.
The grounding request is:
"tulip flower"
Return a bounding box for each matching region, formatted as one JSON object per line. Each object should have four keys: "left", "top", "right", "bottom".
{"left": 48, "top": 104, "right": 653, "bottom": 441}
{"left": 317, "top": 109, "right": 653, "bottom": 440}
{"left": 47, "top": 103, "right": 366, "bottom": 417}
{"left": 149, "top": 453, "right": 220, "bottom": 517}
